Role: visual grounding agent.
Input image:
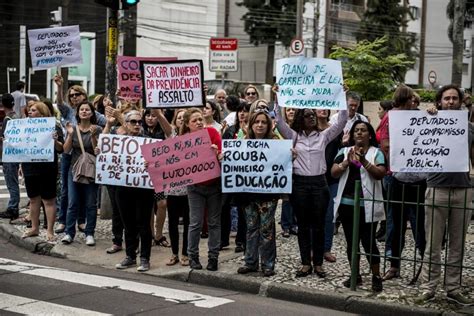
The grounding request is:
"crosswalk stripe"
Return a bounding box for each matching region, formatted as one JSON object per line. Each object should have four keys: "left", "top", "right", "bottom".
{"left": 0, "top": 293, "right": 112, "bottom": 315}
{"left": 0, "top": 258, "right": 234, "bottom": 308}
{"left": 0, "top": 193, "right": 28, "bottom": 199}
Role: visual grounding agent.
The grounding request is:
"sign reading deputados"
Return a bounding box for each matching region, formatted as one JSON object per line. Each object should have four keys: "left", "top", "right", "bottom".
{"left": 276, "top": 57, "right": 346, "bottom": 110}
{"left": 389, "top": 111, "right": 468, "bottom": 172}
{"left": 140, "top": 59, "right": 205, "bottom": 108}
{"left": 2, "top": 117, "right": 56, "bottom": 162}
{"left": 28, "top": 25, "right": 82, "bottom": 70}
{"left": 96, "top": 134, "right": 160, "bottom": 188}
{"left": 140, "top": 129, "right": 221, "bottom": 192}
{"left": 222, "top": 139, "right": 293, "bottom": 193}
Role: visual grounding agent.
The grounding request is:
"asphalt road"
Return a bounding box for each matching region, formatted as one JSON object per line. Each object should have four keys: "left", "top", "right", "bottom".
{"left": 0, "top": 237, "right": 355, "bottom": 315}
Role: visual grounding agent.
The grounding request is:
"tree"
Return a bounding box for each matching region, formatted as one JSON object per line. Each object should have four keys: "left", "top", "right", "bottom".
{"left": 329, "top": 37, "right": 414, "bottom": 100}
{"left": 356, "top": 0, "right": 416, "bottom": 82}
{"left": 238, "top": 0, "right": 301, "bottom": 84}
{"left": 447, "top": 0, "right": 471, "bottom": 86}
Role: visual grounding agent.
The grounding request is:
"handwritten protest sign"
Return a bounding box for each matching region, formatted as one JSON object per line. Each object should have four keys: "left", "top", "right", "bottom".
{"left": 141, "top": 129, "right": 220, "bottom": 192}
{"left": 389, "top": 110, "right": 469, "bottom": 172}
{"left": 28, "top": 25, "right": 82, "bottom": 70}
{"left": 140, "top": 59, "right": 205, "bottom": 108}
{"left": 222, "top": 140, "right": 293, "bottom": 193}
{"left": 276, "top": 57, "right": 346, "bottom": 110}
{"left": 2, "top": 117, "right": 55, "bottom": 162}
{"left": 96, "top": 134, "right": 160, "bottom": 188}
{"left": 117, "top": 56, "right": 177, "bottom": 101}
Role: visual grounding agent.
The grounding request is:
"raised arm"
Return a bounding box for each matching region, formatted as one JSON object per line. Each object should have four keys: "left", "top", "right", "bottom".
{"left": 155, "top": 109, "right": 173, "bottom": 138}
{"left": 324, "top": 109, "right": 348, "bottom": 143}
{"left": 275, "top": 102, "right": 296, "bottom": 140}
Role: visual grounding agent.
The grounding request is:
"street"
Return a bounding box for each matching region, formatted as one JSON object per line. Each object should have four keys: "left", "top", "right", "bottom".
{"left": 0, "top": 238, "right": 354, "bottom": 315}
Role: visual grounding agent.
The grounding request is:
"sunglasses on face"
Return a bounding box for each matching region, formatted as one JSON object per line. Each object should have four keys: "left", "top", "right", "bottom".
{"left": 127, "top": 119, "right": 143, "bottom": 125}
{"left": 254, "top": 108, "right": 269, "bottom": 114}
{"left": 246, "top": 91, "right": 257, "bottom": 96}
{"left": 69, "top": 92, "right": 83, "bottom": 98}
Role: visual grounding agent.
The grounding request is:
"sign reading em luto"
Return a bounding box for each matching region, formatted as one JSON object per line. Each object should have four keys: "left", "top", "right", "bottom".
{"left": 140, "top": 59, "right": 205, "bottom": 108}
{"left": 28, "top": 25, "right": 82, "bottom": 70}
{"left": 389, "top": 110, "right": 469, "bottom": 172}
{"left": 2, "top": 117, "right": 56, "bottom": 162}
{"left": 276, "top": 57, "right": 346, "bottom": 110}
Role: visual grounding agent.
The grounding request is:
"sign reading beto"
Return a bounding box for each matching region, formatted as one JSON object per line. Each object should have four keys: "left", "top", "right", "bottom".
{"left": 96, "top": 134, "right": 160, "bottom": 188}
{"left": 117, "top": 56, "right": 177, "bottom": 101}
{"left": 389, "top": 111, "right": 468, "bottom": 172}
{"left": 276, "top": 57, "right": 346, "bottom": 110}
{"left": 2, "top": 117, "right": 56, "bottom": 162}
{"left": 140, "top": 59, "right": 205, "bottom": 108}
{"left": 222, "top": 140, "right": 293, "bottom": 193}
{"left": 28, "top": 25, "right": 82, "bottom": 70}
{"left": 141, "top": 129, "right": 221, "bottom": 192}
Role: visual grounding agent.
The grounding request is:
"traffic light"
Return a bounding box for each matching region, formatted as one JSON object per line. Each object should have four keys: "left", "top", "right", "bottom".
{"left": 122, "top": 0, "right": 139, "bottom": 9}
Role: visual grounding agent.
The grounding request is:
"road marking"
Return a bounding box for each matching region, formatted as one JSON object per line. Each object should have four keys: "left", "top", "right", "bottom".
{"left": 0, "top": 292, "right": 111, "bottom": 315}
{"left": 0, "top": 258, "right": 234, "bottom": 308}
{"left": 0, "top": 193, "right": 28, "bottom": 199}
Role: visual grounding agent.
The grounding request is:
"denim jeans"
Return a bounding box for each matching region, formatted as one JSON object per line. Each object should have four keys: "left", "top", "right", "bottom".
{"left": 58, "top": 153, "right": 71, "bottom": 225}
{"left": 383, "top": 175, "right": 394, "bottom": 254}
{"left": 324, "top": 182, "right": 339, "bottom": 252}
{"left": 280, "top": 199, "right": 297, "bottom": 231}
{"left": 106, "top": 185, "right": 124, "bottom": 246}
{"left": 187, "top": 183, "right": 222, "bottom": 260}
{"left": 290, "top": 175, "right": 329, "bottom": 266}
{"left": 3, "top": 162, "right": 20, "bottom": 212}
{"left": 167, "top": 195, "right": 189, "bottom": 256}
{"left": 244, "top": 200, "right": 277, "bottom": 271}
{"left": 65, "top": 169, "right": 98, "bottom": 239}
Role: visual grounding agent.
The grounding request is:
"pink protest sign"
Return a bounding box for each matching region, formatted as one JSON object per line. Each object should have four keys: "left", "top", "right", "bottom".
{"left": 141, "top": 129, "right": 221, "bottom": 192}
{"left": 117, "top": 56, "right": 176, "bottom": 101}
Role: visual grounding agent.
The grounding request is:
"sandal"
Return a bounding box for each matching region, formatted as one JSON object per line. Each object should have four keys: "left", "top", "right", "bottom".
{"left": 166, "top": 255, "right": 179, "bottom": 266}
{"left": 382, "top": 268, "right": 400, "bottom": 281}
{"left": 22, "top": 230, "right": 39, "bottom": 239}
{"left": 154, "top": 236, "right": 170, "bottom": 247}
{"left": 324, "top": 252, "right": 337, "bottom": 263}
{"left": 180, "top": 256, "right": 190, "bottom": 266}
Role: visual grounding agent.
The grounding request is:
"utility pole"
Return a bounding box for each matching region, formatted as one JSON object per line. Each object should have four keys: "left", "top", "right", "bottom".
{"left": 296, "top": 0, "right": 304, "bottom": 39}
{"left": 312, "top": 0, "right": 320, "bottom": 57}
{"left": 106, "top": 7, "right": 119, "bottom": 103}
{"left": 452, "top": 0, "right": 466, "bottom": 86}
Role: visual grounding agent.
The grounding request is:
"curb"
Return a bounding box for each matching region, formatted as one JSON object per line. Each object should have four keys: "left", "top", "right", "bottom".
{"left": 164, "top": 269, "right": 444, "bottom": 316}
{"left": 0, "top": 221, "right": 65, "bottom": 258}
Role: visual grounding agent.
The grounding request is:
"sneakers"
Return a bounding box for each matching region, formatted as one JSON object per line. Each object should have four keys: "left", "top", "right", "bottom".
{"left": 115, "top": 256, "right": 137, "bottom": 269}
{"left": 189, "top": 257, "right": 202, "bottom": 270}
{"left": 137, "top": 259, "right": 150, "bottom": 272}
{"left": 54, "top": 224, "right": 66, "bottom": 234}
{"left": 206, "top": 258, "right": 218, "bottom": 271}
{"left": 61, "top": 234, "right": 73, "bottom": 244}
{"left": 343, "top": 275, "right": 362, "bottom": 288}
{"left": 106, "top": 244, "right": 123, "bottom": 254}
{"left": 415, "top": 291, "right": 435, "bottom": 304}
{"left": 447, "top": 292, "right": 474, "bottom": 306}
{"left": 0, "top": 210, "right": 19, "bottom": 220}
{"left": 85, "top": 235, "right": 95, "bottom": 246}
{"left": 371, "top": 275, "right": 383, "bottom": 293}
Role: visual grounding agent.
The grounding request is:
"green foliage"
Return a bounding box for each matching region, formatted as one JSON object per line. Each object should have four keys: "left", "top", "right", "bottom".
{"left": 357, "top": 0, "right": 417, "bottom": 81}
{"left": 414, "top": 89, "right": 436, "bottom": 102}
{"left": 329, "top": 37, "right": 414, "bottom": 101}
{"left": 447, "top": 0, "right": 474, "bottom": 43}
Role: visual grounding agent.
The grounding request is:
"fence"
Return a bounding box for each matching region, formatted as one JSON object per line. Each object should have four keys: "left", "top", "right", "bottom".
{"left": 349, "top": 180, "right": 474, "bottom": 291}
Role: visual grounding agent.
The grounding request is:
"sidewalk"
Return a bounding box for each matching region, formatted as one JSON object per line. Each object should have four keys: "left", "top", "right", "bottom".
{"left": 1, "top": 205, "right": 473, "bottom": 316}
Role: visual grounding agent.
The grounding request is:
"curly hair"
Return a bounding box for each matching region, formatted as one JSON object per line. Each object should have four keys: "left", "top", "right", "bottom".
{"left": 348, "top": 120, "right": 378, "bottom": 147}
{"left": 291, "top": 109, "right": 317, "bottom": 134}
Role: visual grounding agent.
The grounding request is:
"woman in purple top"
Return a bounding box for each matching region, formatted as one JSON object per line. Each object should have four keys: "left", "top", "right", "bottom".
{"left": 275, "top": 101, "right": 348, "bottom": 278}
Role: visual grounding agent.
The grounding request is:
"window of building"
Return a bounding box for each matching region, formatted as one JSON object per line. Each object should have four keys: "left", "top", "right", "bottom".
{"left": 463, "top": 63, "right": 469, "bottom": 75}
{"left": 409, "top": 6, "right": 420, "bottom": 20}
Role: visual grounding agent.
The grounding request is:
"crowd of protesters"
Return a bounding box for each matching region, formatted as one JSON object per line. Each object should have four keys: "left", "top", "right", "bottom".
{"left": 0, "top": 77, "right": 472, "bottom": 305}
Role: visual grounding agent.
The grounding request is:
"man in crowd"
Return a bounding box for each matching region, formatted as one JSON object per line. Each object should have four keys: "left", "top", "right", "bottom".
{"left": 417, "top": 84, "right": 473, "bottom": 305}
{"left": 11, "top": 81, "right": 26, "bottom": 118}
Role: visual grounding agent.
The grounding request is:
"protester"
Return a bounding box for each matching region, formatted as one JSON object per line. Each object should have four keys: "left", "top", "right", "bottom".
{"left": 243, "top": 85, "right": 259, "bottom": 104}
{"left": 416, "top": 85, "right": 473, "bottom": 305}
{"left": 330, "top": 92, "right": 368, "bottom": 146}
{"left": 214, "top": 89, "right": 228, "bottom": 119}
{"left": 375, "top": 100, "right": 393, "bottom": 144}
{"left": 275, "top": 94, "right": 348, "bottom": 278}
{"left": 61, "top": 101, "right": 102, "bottom": 246}
{"left": 222, "top": 95, "right": 240, "bottom": 128}
{"left": 203, "top": 100, "right": 223, "bottom": 133}
{"left": 20, "top": 102, "right": 64, "bottom": 241}
{"left": 237, "top": 110, "right": 280, "bottom": 277}
{"left": 11, "top": 80, "right": 26, "bottom": 118}
{"left": 331, "top": 120, "right": 385, "bottom": 292}
{"left": 182, "top": 108, "right": 222, "bottom": 271}
{"left": 0, "top": 94, "right": 21, "bottom": 220}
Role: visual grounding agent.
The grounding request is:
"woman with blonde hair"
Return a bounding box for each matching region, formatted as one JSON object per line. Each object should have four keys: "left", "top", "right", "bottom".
{"left": 21, "top": 102, "right": 64, "bottom": 241}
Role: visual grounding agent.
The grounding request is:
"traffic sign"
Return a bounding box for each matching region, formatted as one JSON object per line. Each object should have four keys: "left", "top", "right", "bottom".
{"left": 209, "top": 38, "right": 238, "bottom": 72}
{"left": 290, "top": 38, "right": 304, "bottom": 56}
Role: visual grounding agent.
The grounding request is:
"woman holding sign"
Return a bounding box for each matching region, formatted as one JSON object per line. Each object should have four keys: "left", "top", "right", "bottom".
{"left": 275, "top": 91, "right": 348, "bottom": 279}
{"left": 21, "top": 102, "right": 64, "bottom": 241}
{"left": 331, "top": 120, "right": 386, "bottom": 292}
{"left": 236, "top": 110, "right": 280, "bottom": 277}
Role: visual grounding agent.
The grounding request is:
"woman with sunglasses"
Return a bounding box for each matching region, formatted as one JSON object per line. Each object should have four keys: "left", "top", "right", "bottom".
{"left": 275, "top": 96, "right": 348, "bottom": 279}
{"left": 61, "top": 101, "right": 102, "bottom": 246}
{"left": 243, "top": 85, "right": 259, "bottom": 104}
{"left": 114, "top": 110, "right": 155, "bottom": 272}
{"left": 331, "top": 120, "right": 385, "bottom": 292}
